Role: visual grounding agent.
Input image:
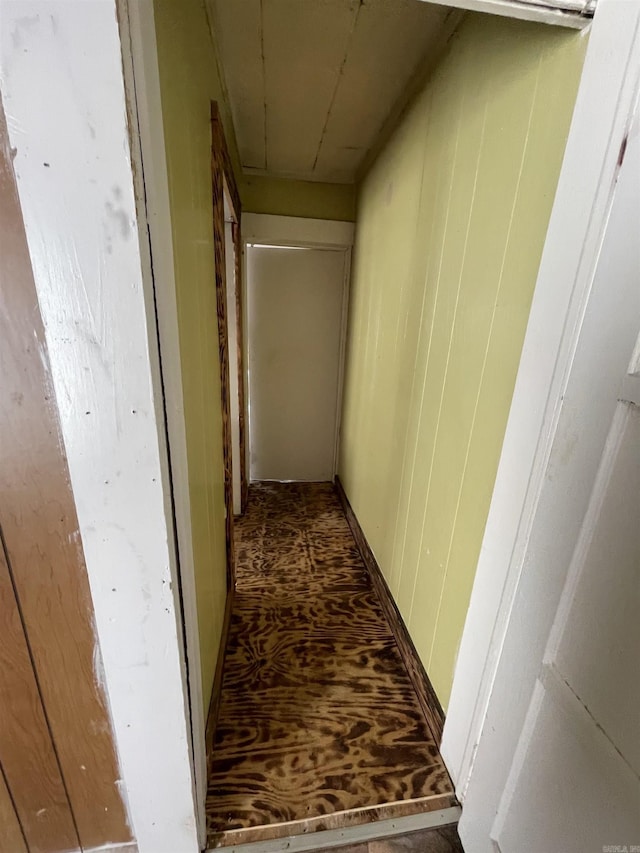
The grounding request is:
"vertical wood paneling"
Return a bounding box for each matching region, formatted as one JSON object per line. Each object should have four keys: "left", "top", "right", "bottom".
{"left": 0, "top": 538, "right": 79, "bottom": 853}
{"left": 339, "top": 14, "right": 587, "bottom": 708}
{"left": 0, "top": 769, "right": 27, "bottom": 853}
{"left": 0, "top": 95, "right": 131, "bottom": 847}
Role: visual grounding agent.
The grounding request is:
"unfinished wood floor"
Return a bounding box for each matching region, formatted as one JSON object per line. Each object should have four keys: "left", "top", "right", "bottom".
{"left": 206, "top": 482, "right": 457, "bottom": 848}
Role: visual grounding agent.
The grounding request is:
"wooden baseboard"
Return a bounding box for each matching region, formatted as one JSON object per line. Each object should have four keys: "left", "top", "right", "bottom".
{"left": 334, "top": 476, "right": 445, "bottom": 744}
{"left": 205, "top": 584, "right": 235, "bottom": 775}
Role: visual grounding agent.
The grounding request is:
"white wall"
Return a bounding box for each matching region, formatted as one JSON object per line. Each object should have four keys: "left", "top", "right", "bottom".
{"left": 0, "top": 3, "right": 199, "bottom": 851}
{"left": 247, "top": 244, "right": 348, "bottom": 482}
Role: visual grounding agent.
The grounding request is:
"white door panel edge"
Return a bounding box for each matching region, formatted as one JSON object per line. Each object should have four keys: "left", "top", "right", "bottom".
{"left": 118, "top": 0, "right": 206, "bottom": 846}
{"left": 443, "top": 0, "right": 640, "bottom": 843}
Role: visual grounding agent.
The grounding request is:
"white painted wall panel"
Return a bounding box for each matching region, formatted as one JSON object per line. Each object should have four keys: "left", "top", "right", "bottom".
{"left": 554, "top": 404, "right": 640, "bottom": 777}
{"left": 496, "top": 685, "right": 640, "bottom": 852}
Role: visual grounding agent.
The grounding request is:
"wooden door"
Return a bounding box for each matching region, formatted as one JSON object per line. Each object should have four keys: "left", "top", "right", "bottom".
{"left": 0, "top": 97, "right": 132, "bottom": 851}
{"left": 247, "top": 245, "right": 347, "bottom": 482}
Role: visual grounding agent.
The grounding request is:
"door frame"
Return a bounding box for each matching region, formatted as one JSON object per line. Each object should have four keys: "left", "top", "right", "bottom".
{"left": 242, "top": 214, "right": 355, "bottom": 482}
{"left": 119, "top": 0, "right": 208, "bottom": 845}
{"left": 441, "top": 0, "right": 640, "bottom": 839}
{"left": 211, "top": 100, "right": 244, "bottom": 586}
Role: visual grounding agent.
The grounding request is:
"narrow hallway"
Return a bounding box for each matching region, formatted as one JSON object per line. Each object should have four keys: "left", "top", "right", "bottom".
{"left": 206, "top": 483, "right": 457, "bottom": 848}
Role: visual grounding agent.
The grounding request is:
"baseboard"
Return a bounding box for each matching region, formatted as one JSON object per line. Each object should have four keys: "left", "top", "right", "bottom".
{"left": 205, "top": 584, "right": 235, "bottom": 774}
{"left": 334, "top": 476, "right": 445, "bottom": 744}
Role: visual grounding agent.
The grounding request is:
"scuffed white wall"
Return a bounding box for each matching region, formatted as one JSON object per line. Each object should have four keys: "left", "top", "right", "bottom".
{"left": 0, "top": 3, "right": 199, "bottom": 851}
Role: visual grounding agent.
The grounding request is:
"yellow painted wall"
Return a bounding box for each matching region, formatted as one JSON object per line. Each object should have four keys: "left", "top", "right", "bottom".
{"left": 339, "top": 13, "right": 587, "bottom": 709}
{"left": 242, "top": 175, "right": 356, "bottom": 222}
{"left": 153, "top": 0, "right": 355, "bottom": 714}
{"left": 153, "top": 0, "right": 231, "bottom": 714}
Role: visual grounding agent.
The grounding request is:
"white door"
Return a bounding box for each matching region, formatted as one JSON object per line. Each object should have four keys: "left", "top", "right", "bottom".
{"left": 460, "top": 88, "right": 640, "bottom": 851}
{"left": 246, "top": 245, "right": 347, "bottom": 482}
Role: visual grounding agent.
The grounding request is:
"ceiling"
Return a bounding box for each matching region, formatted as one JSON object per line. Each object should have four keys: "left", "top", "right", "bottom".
{"left": 209, "top": 0, "right": 452, "bottom": 184}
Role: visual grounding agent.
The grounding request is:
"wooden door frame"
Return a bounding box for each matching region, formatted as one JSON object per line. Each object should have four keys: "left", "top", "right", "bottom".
{"left": 211, "top": 101, "right": 246, "bottom": 587}
{"left": 441, "top": 0, "right": 640, "bottom": 841}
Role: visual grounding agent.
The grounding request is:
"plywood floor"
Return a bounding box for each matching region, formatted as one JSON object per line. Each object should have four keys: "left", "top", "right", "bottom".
{"left": 206, "top": 482, "right": 457, "bottom": 848}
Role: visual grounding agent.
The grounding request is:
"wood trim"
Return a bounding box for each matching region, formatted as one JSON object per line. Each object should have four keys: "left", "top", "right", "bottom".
{"left": 211, "top": 102, "right": 241, "bottom": 215}
{"left": 335, "top": 477, "right": 446, "bottom": 744}
{"left": 0, "top": 96, "right": 132, "bottom": 848}
{"left": 211, "top": 101, "right": 238, "bottom": 585}
{"left": 242, "top": 212, "right": 355, "bottom": 248}
{"left": 205, "top": 586, "right": 235, "bottom": 776}
{"left": 207, "top": 805, "right": 462, "bottom": 852}
{"left": 233, "top": 220, "right": 249, "bottom": 511}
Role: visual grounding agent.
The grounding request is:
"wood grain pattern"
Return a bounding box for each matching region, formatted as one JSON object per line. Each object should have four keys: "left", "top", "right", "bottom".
{"left": 0, "top": 536, "right": 79, "bottom": 852}
{"left": 211, "top": 100, "right": 236, "bottom": 587}
{"left": 0, "top": 96, "right": 132, "bottom": 848}
{"left": 232, "top": 219, "right": 248, "bottom": 511}
{"left": 206, "top": 584, "right": 236, "bottom": 778}
{"left": 335, "top": 477, "right": 445, "bottom": 744}
{"left": 0, "top": 766, "right": 28, "bottom": 853}
{"left": 206, "top": 483, "right": 456, "bottom": 848}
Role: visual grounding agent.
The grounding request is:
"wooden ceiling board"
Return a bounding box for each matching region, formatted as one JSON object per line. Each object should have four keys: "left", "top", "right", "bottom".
{"left": 213, "top": 0, "right": 450, "bottom": 183}
{"left": 211, "top": 0, "right": 266, "bottom": 169}
{"left": 313, "top": 0, "right": 449, "bottom": 179}
{"left": 263, "top": 0, "right": 359, "bottom": 175}
{"left": 312, "top": 144, "right": 366, "bottom": 184}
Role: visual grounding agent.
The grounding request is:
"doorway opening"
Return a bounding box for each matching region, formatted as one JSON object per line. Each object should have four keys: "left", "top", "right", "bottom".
{"left": 126, "top": 0, "right": 598, "bottom": 848}
{"left": 245, "top": 241, "right": 349, "bottom": 483}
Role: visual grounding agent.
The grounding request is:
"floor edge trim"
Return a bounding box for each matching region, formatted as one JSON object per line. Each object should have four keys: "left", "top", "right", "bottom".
{"left": 206, "top": 805, "right": 462, "bottom": 852}
{"left": 334, "top": 476, "right": 446, "bottom": 744}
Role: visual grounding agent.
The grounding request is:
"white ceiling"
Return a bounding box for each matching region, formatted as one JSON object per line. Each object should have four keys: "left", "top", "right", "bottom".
{"left": 210, "top": 0, "right": 451, "bottom": 184}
